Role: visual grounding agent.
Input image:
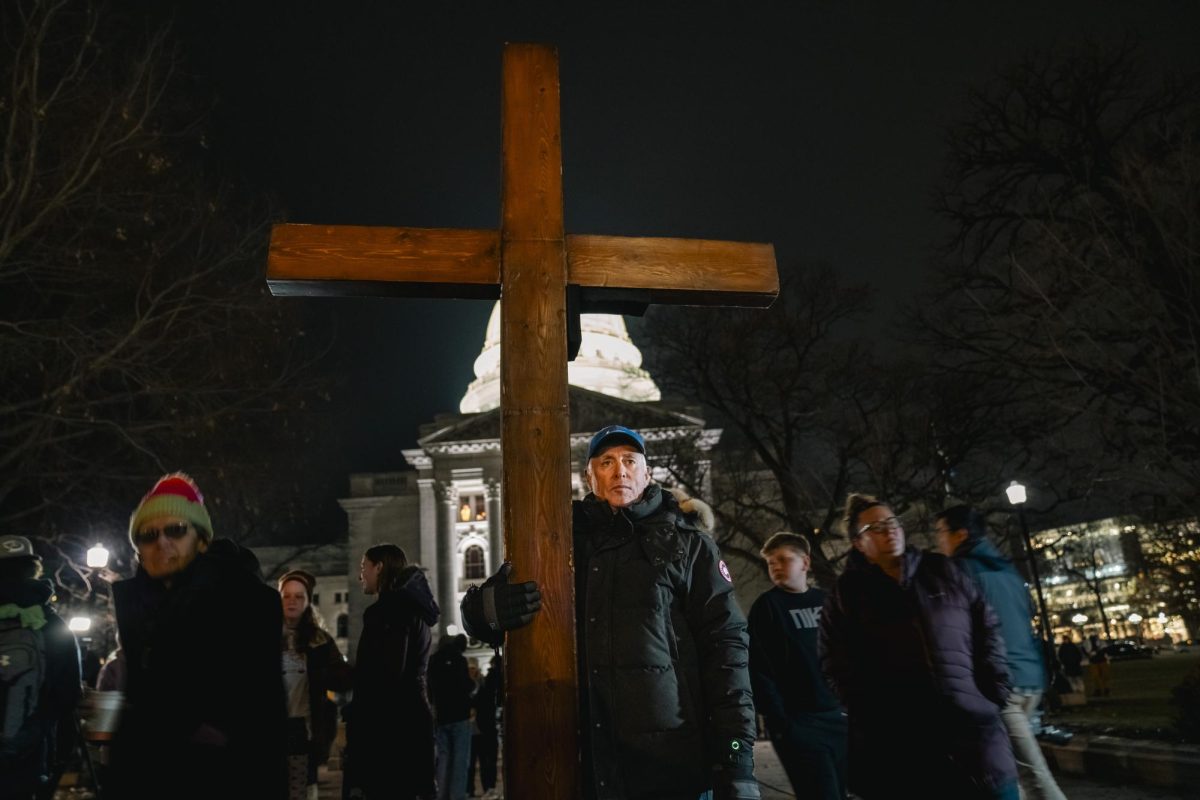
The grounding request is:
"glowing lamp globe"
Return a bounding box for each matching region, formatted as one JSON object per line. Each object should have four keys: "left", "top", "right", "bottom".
{"left": 86, "top": 544, "right": 109, "bottom": 568}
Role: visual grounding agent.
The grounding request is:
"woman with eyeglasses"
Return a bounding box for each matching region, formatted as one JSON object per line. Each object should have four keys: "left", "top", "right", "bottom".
{"left": 277, "top": 569, "right": 351, "bottom": 800}
{"left": 818, "top": 493, "right": 1018, "bottom": 800}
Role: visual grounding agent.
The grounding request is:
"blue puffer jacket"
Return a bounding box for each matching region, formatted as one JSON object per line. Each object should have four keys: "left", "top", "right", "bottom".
{"left": 953, "top": 537, "right": 1045, "bottom": 691}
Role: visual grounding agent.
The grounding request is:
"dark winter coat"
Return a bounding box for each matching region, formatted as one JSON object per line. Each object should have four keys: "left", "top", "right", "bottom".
{"left": 1058, "top": 640, "right": 1084, "bottom": 677}
{"left": 110, "top": 540, "right": 288, "bottom": 800}
{"left": 346, "top": 565, "right": 439, "bottom": 800}
{"left": 427, "top": 638, "right": 473, "bottom": 725}
{"left": 0, "top": 577, "right": 81, "bottom": 795}
{"left": 952, "top": 537, "right": 1045, "bottom": 690}
{"left": 572, "top": 485, "right": 756, "bottom": 800}
{"left": 300, "top": 631, "right": 351, "bottom": 766}
{"left": 472, "top": 661, "right": 501, "bottom": 736}
{"left": 820, "top": 547, "right": 1016, "bottom": 798}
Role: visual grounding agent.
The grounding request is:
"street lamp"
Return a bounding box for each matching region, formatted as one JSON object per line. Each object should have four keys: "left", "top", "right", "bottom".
{"left": 68, "top": 616, "right": 92, "bottom": 633}
{"left": 1007, "top": 481, "right": 1056, "bottom": 661}
{"left": 86, "top": 543, "right": 109, "bottom": 569}
{"left": 1128, "top": 612, "right": 1144, "bottom": 641}
{"left": 1071, "top": 613, "right": 1088, "bottom": 625}
{"left": 1005, "top": 480, "right": 1028, "bottom": 505}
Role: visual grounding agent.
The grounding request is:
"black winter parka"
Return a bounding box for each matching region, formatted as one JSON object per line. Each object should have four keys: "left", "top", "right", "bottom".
{"left": 573, "top": 486, "right": 755, "bottom": 800}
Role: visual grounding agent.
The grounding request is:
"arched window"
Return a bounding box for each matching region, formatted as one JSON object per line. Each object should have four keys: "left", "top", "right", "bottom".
{"left": 336, "top": 613, "right": 349, "bottom": 639}
{"left": 464, "top": 545, "right": 486, "bottom": 580}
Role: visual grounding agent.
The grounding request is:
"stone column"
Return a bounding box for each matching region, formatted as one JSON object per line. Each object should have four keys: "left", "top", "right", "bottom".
{"left": 485, "top": 478, "right": 503, "bottom": 572}
{"left": 417, "top": 478, "right": 438, "bottom": 579}
{"left": 434, "top": 481, "right": 459, "bottom": 636}
{"left": 338, "top": 497, "right": 389, "bottom": 662}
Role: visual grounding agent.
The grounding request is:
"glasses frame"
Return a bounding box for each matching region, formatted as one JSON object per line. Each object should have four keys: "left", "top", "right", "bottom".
{"left": 857, "top": 517, "right": 903, "bottom": 536}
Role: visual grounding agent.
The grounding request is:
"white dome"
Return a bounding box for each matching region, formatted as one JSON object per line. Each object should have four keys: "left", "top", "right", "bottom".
{"left": 459, "top": 301, "right": 661, "bottom": 413}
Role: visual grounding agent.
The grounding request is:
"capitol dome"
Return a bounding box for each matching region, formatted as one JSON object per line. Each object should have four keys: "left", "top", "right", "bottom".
{"left": 459, "top": 301, "right": 661, "bottom": 413}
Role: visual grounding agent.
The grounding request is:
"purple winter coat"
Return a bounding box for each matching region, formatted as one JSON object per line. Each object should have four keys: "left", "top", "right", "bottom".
{"left": 819, "top": 547, "right": 1016, "bottom": 798}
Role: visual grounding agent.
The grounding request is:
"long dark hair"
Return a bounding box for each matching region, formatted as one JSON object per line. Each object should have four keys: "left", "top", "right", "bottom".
{"left": 364, "top": 543, "right": 409, "bottom": 594}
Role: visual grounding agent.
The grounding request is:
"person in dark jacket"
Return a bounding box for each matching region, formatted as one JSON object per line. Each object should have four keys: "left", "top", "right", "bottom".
{"left": 935, "top": 505, "right": 1067, "bottom": 800}
{"left": 467, "top": 655, "right": 501, "bottom": 800}
{"left": 820, "top": 494, "right": 1017, "bottom": 800}
{"left": 462, "top": 424, "right": 759, "bottom": 800}
{"left": 278, "top": 569, "right": 352, "bottom": 800}
{"left": 428, "top": 634, "right": 474, "bottom": 800}
{"left": 110, "top": 473, "right": 288, "bottom": 800}
{"left": 1057, "top": 636, "right": 1085, "bottom": 694}
{"left": 748, "top": 532, "right": 846, "bottom": 800}
{"left": 0, "top": 535, "right": 81, "bottom": 800}
{"left": 346, "top": 543, "right": 439, "bottom": 800}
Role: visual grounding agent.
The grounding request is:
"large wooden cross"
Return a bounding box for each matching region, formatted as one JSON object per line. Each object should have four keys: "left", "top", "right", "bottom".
{"left": 267, "top": 43, "right": 777, "bottom": 799}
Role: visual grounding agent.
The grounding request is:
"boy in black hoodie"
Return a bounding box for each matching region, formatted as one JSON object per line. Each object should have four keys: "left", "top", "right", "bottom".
{"left": 748, "top": 532, "right": 847, "bottom": 800}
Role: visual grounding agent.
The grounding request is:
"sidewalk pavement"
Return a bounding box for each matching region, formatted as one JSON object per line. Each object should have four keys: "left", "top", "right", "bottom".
{"left": 313, "top": 739, "right": 1196, "bottom": 799}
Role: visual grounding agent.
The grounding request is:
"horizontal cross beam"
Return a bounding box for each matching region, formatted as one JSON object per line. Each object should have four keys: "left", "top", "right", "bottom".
{"left": 267, "top": 224, "right": 778, "bottom": 307}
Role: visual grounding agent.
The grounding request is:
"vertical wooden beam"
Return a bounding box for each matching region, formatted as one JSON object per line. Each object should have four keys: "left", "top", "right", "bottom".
{"left": 498, "top": 43, "right": 579, "bottom": 799}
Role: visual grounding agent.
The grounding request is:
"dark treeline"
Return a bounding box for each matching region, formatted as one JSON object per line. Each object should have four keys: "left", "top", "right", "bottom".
{"left": 643, "top": 42, "right": 1200, "bottom": 632}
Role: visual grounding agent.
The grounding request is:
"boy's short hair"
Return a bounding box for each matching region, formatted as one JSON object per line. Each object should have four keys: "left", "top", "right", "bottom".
{"left": 760, "top": 531, "right": 811, "bottom": 558}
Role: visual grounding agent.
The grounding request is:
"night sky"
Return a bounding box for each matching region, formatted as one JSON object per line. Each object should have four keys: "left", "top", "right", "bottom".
{"left": 159, "top": 1, "right": 1200, "bottom": 479}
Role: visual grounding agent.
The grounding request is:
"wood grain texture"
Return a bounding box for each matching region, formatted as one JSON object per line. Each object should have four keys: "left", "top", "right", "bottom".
{"left": 266, "top": 224, "right": 500, "bottom": 298}
{"left": 262, "top": 41, "right": 779, "bottom": 800}
{"left": 567, "top": 234, "right": 779, "bottom": 307}
{"left": 499, "top": 44, "right": 579, "bottom": 799}
{"left": 499, "top": 230, "right": 578, "bottom": 800}
{"left": 502, "top": 43, "right": 564, "bottom": 242}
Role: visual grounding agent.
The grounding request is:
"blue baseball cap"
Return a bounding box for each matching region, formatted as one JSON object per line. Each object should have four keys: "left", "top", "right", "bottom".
{"left": 587, "top": 425, "right": 646, "bottom": 460}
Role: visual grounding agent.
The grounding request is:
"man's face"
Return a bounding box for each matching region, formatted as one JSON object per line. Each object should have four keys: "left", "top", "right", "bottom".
{"left": 851, "top": 505, "right": 906, "bottom": 563}
{"left": 586, "top": 443, "right": 650, "bottom": 508}
{"left": 134, "top": 514, "right": 207, "bottom": 580}
{"left": 765, "top": 546, "right": 810, "bottom": 592}
{"left": 933, "top": 519, "right": 968, "bottom": 557}
{"left": 359, "top": 556, "right": 382, "bottom": 595}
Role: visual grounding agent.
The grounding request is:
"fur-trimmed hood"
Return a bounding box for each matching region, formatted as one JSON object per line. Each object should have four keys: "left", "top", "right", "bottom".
{"left": 667, "top": 487, "right": 715, "bottom": 532}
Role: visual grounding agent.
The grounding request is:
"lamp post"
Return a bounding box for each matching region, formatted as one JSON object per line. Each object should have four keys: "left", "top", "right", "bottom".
{"left": 1007, "top": 481, "right": 1056, "bottom": 659}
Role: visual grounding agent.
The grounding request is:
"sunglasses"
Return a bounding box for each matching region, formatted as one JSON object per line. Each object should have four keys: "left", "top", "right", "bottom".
{"left": 133, "top": 522, "right": 192, "bottom": 546}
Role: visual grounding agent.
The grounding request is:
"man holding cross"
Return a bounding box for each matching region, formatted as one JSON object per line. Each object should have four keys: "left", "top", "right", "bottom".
{"left": 266, "top": 43, "right": 779, "bottom": 796}
{"left": 463, "top": 425, "right": 759, "bottom": 800}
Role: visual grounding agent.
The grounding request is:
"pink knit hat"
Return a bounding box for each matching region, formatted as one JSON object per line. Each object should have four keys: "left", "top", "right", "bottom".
{"left": 128, "top": 473, "right": 214, "bottom": 545}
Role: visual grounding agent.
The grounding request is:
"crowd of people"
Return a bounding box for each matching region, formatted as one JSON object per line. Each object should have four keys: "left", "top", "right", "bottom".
{"left": 0, "top": 421, "right": 1100, "bottom": 799}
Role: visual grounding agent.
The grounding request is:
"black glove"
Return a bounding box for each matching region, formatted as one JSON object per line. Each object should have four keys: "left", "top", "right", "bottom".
{"left": 461, "top": 562, "right": 542, "bottom": 646}
{"left": 712, "top": 739, "right": 759, "bottom": 800}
